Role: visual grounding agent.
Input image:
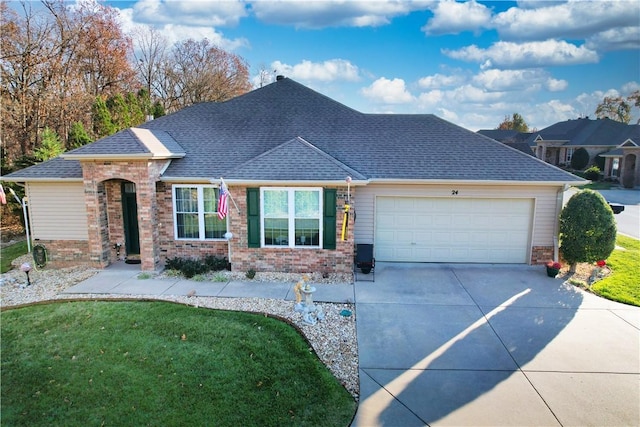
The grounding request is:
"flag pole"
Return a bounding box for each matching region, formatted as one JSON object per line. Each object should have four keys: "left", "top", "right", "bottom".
{"left": 219, "top": 177, "right": 240, "bottom": 213}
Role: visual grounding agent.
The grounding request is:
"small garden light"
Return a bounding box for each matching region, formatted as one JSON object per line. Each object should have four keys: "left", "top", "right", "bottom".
{"left": 20, "top": 262, "right": 32, "bottom": 286}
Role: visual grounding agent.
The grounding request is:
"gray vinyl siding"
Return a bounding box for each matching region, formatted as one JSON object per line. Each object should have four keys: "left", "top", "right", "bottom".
{"left": 26, "top": 182, "right": 88, "bottom": 240}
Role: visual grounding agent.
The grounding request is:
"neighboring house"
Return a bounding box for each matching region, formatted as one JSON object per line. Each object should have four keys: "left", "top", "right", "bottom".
{"left": 476, "top": 129, "right": 534, "bottom": 156}
{"left": 1, "top": 77, "right": 587, "bottom": 273}
{"left": 526, "top": 117, "right": 640, "bottom": 188}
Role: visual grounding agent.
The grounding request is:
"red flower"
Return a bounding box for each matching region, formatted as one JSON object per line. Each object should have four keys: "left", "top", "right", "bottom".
{"left": 596, "top": 260, "right": 606, "bottom": 267}
{"left": 546, "top": 261, "right": 562, "bottom": 269}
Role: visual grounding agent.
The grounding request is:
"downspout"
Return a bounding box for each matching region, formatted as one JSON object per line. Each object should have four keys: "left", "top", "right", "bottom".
{"left": 554, "top": 184, "right": 570, "bottom": 261}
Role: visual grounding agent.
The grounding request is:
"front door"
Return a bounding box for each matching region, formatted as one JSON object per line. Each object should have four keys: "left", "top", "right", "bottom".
{"left": 122, "top": 182, "right": 140, "bottom": 255}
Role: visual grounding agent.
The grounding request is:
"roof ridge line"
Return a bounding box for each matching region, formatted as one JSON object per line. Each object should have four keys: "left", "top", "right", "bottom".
{"left": 223, "top": 137, "right": 367, "bottom": 180}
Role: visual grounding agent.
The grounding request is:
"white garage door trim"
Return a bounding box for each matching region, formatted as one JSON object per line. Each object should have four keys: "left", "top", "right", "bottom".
{"left": 375, "top": 196, "right": 533, "bottom": 263}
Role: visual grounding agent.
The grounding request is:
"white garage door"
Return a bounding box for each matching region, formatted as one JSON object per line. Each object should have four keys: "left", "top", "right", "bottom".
{"left": 375, "top": 197, "right": 533, "bottom": 263}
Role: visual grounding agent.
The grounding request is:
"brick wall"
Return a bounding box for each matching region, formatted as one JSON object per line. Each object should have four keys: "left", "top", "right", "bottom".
{"left": 155, "top": 181, "right": 228, "bottom": 262}
{"left": 32, "top": 239, "right": 93, "bottom": 268}
{"left": 154, "top": 184, "right": 354, "bottom": 275}
{"left": 230, "top": 186, "right": 354, "bottom": 275}
{"left": 82, "top": 160, "right": 165, "bottom": 271}
{"left": 531, "top": 246, "right": 554, "bottom": 265}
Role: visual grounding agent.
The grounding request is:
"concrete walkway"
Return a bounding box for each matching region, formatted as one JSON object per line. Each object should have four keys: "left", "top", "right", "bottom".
{"left": 62, "top": 261, "right": 354, "bottom": 304}
{"left": 63, "top": 261, "right": 640, "bottom": 426}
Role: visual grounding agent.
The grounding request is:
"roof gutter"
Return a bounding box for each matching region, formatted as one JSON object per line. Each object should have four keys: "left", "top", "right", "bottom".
{"left": 0, "top": 177, "right": 83, "bottom": 183}
{"left": 160, "top": 177, "right": 368, "bottom": 186}
{"left": 367, "top": 178, "right": 590, "bottom": 186}
{"left": 60, "top": 153, "right": 185, "bottom": 161}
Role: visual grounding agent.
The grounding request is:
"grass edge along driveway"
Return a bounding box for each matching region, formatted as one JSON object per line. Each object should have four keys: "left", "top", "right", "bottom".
{"left": 1, "top": 301, "right": 356, "bottom": 427}
{"left": 591, "top": 234, "right": 640, "bottom": 306}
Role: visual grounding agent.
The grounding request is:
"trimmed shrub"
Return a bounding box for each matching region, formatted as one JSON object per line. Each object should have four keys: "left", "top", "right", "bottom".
{"left": 595, "top": 155, "right": 605, "bottom": 170}
{"left": 570, "top": 147, "right": 590, "bottom": 170}
{"left": 164, "top": 255, "right": 228, "bottom": 278}
{"left": 584, "top": 166, "right": 601, "bottom": 181}
{"left": 559, "top": 189, "right": 616, "bottom": 269}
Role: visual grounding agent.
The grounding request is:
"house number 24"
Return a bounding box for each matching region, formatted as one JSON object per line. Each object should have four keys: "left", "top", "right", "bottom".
{"left": 451, "top": 190, "right": 459, "bottom": 195}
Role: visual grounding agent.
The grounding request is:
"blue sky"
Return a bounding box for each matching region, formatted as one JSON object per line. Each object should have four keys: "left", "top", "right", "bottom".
{"left": 108, "top": 0, "right": 640, "bottom": 131}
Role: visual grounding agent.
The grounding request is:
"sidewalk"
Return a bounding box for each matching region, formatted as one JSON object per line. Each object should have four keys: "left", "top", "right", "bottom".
{"left": 62, "top": 262, "right": 355, "bottom": 304}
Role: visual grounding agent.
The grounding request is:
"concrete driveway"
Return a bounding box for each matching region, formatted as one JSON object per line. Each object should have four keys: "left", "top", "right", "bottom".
{"left": 351, "top": 263, "right": 640, "bottom": 426}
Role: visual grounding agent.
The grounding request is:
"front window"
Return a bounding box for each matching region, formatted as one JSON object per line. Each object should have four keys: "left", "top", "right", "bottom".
{"left": 612, "top": 158, "right": 620, "bottom": 176}
{"left": 261, "top": 188, "right": 322, "bottom": 248}
{"left": 565, "top": 148, "right": 574, "bottom": 163}
{"left": 173, "top": 185, "right": 227, "bottom": 240}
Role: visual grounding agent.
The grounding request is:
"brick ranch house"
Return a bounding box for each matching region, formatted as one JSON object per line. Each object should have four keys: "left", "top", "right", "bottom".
{"left": 527, "top": 118, "right": 640, "bottom": 188}
{"left": 2, "top": 77, "right": 586, "bottom": 274}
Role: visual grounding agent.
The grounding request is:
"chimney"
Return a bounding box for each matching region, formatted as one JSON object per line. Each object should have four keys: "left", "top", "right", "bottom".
{"left": 276, "top": 75, "right": 285, "bottom": 81}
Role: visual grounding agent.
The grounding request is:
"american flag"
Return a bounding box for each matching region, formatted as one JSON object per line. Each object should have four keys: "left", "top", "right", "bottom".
{"left": 217, "top": 181, "right": 228, "bottom": 220}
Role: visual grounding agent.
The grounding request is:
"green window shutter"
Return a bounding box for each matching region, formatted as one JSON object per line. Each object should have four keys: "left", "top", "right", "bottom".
{"left": 323, "top": 189, "right": 337, "bottom": 250}
{"left": 247, "top": 188, "right": 260, "bottom": 248}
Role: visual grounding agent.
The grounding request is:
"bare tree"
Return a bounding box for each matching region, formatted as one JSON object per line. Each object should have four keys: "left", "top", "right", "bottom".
{"left": 165, "top": 38, "right": 251, "bottom": 112}
{"left": 1, "top": 0, "right": 137, "bottom": 162}
{"left": 130, "top": 25, "right": 168, "bottom": 112}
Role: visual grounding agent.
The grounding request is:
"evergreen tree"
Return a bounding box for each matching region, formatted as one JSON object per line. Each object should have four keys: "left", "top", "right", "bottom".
{"left": 34, "top": 127, "right": 65, "bottom": 161}
{"left": 126, "top": 92, "right": 145, "bottom": 125}
{"left": 107, "top": 93, "right": 131, "bottom": 130}
{"left": 92, "top": 96, "right": 116, "bottom": 138}
{"left": 67, "top": 122, "right": 93, "bottom": 149}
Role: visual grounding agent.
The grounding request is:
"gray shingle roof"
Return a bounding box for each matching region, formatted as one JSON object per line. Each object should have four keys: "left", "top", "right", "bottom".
{"left": 225, "top": 137, "right": 367, "bottom": 181}
{"left": 526, "top": 117, "right": 640, "bottom": 147}
{"left": 61, "top": 128, "right": 184, "bottom": 158}
{"left": 3, "top": 78, "right": 584, "bottom": 184}
{"left": 2, "top": 157, "right": 82, "bottom": 180}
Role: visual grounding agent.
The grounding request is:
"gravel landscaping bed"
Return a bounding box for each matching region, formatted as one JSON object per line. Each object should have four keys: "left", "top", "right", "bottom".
{"left": 1, "top": 256, "right": 359, "bottom": 399}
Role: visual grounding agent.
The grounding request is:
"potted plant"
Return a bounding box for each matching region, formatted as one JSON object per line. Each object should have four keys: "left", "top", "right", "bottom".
{"left": 546, "top": 261, "right": 562, "bottom": 277}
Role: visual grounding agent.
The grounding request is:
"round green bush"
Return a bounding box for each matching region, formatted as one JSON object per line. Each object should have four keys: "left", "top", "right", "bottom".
{"left": 559, "top": 189, "right": 616, "bottom": 267}
{"left": 570, "top": 147, "right": 590, "bottom": 170}
{"left": 584, "top": 166, "right": 601, "bottom": 181}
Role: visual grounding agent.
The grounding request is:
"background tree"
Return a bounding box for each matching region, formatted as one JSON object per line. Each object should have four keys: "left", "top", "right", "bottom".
{"left": 33, "top": 127, "right": 64, "bottom": 161}
{"left": 67, "top": 121, "right": 92, "bottom": 149}
{"left": 163, "top": 38, "right": 252, "bottom": 112}
{"left": 559, "top": 190, "right": 616, "bottom": 272}
{"left": 627, "top": 90, "right": 640, "bottom": 124}
{"left": 595, "top": 96, "right": 631, "bottom": 123}
{"left": 92, "top": 96, "right": 116, "bottom": 138}
{"left": 1, "top": 1, "right": 251, "bottom": 170}
{"left": 496, "top": 113, "right": 530, "bottom": 132}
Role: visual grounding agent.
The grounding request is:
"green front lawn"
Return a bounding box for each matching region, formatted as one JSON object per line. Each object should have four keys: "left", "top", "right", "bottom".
{"left": 1, "top": 240, "right": 28, "bottom": 273}
{"left": 1, "top": 301, "right": 356, "bottom": 426}
{"left": 591, "top": 235, "right": 640, "bottom": 306}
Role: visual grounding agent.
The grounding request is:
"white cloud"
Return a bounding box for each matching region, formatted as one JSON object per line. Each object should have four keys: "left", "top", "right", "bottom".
{"left": 546, "top": 78, "right": 568, "bottom": 92}
{"left": 492, "top": 1, "right": 639, "bottom": 41}
{"left": 443, "top": 39, "right": 599, "bottom": 69}
{"left": 251, "top": 0, "right": 433, "bottom": 28}
{"left": 361, "top": 77, "right": 415, "bottom": 104}
{"left": 449, "top": 85, "right": 505, "bottom": 103}
{"left": 621, "top": 81, "right": 640, "bottom": 94}
{"left": 417, "top": 73, "right": 465, "bottom": 89}
{"left": 417, "top": 89, "right": 445, "bottom": 108}
{"left": 586, "top": 26, "right": 640, "bottom": 51}
{"left": 472, "top": 69, "right": 567, "bottom": 92}
{"left": 270, "top": 59, "right": 360, "bottom": 82}
{"left": 421, "top": 0, "right": 492, "bottom": 35}
{"left": 117, "top": 6, "right": 248, "bottom": 51}
{"left": 130, "top": 0, "right": 247, "bottom": 27}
